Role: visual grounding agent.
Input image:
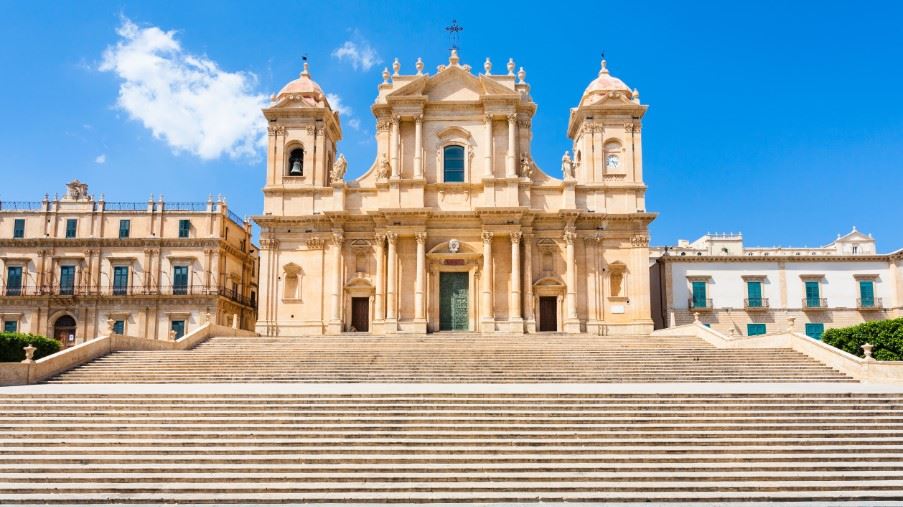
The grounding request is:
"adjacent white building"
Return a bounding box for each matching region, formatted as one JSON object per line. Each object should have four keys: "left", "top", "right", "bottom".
{"left": 651, "top": 229, "right": 903, "bottom": 338}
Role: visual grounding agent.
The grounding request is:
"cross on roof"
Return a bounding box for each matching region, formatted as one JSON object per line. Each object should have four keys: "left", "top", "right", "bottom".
{"left": 445, "top": 19, "right": 463, "bottom": 50}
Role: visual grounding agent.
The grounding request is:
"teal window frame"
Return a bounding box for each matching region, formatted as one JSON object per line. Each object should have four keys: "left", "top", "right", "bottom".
{"left": 112, "top": 266, "right": 129, "bottom": 296}
{"left": 859, "top": 280, "right": 875, "bottom": 308}
{"left": 118, "top": 219, "right": 130, "bottom": 239}
{"left": 804, "top": 281, "right": 820, "bottom": 307}
{"left": 3, "top": 320, "right": 17, "bottom": 333}
{"left": 443, "top": 145, "right": 465, "bottom": 183}
{"left": 59, "top": 265, "right": 75, "bottom": 295}
{"left": 6, "top": 266, "right": 22, "bottom": 296}
{"left": 171, "top": 320, "right": 186, "bottom": 339}
{"left": 691, "top": 281, "right": 707, "bottom": 308}
{"left": 65, "top": 219, "right": 77, "bottom": 238}
{"left": 12, "top": 219, "right": 24, "bottom": 239}
{"left": 805, "top": 323, "right": 825, "bottom": 340}
{"left": 172, "top": 266, "right": 189, "bottom": 295}
{"left": 747, "top": 323, "right": 766, "bottom": 336}
{"left": 178, "top": 219, "right": 190, "bottom": 238}
{"left": 112, "top": 320, "right": 125, "bottom": 335}
{"left": 746, "top": 281, "right": 763, "bottom": 307}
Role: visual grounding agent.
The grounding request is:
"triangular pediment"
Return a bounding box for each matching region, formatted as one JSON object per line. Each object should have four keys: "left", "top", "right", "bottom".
{"left": 581, "top": 91, "right": 635, "bottom": 108}
{"left": 425, "top": 66, "right": 483, "bottom": 102}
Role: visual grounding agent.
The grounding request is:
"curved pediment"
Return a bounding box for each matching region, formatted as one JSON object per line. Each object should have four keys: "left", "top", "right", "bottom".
{"left": 436, "top": 126, "right": 473, "bottom": 141}
{"left": 428, "top": 240, "right": 478, "bottom": 255}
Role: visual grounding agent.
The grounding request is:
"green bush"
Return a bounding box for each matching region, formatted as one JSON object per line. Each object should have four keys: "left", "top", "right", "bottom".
{"left": 822, "top": 318, "right": 903, "bottom": 361}
{"left": 0, "top": 332, "right": 61, "bottom": 362}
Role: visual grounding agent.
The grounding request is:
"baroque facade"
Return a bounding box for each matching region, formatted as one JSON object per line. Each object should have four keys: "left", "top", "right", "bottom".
{"left": 651, "top": 229, "right": 903, "bottom": 338}
{"left": 255, "top": 52, "right": 655, "bottom": 336}
{"left": 0, "top": 181, "right": 259, "bottom": 345}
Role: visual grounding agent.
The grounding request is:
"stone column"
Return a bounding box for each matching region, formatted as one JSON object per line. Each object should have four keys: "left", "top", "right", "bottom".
{"left": 385, "top": 232, "right": 398, "bottom": 325}
{"left": 506, "top": 114, "right": 517, "bottom": 177}
{"left": 510, "top": 232, "right": 522, "bottom": 322}
{"left": 564, "top": 227, "right": 580, "bottom": 332}
{"left": 523, "top": 233, "right": 534, "bottom": 328}
{"left": 483, "top": 114, "right": 493, "bottom": 178}
{"left": 327, "top": 231, "right": 344, "bottom": 334}
{"left": 414, "top": 232, "right": 427, "bottom": 321}
{"left": 413, "top": 115, "right": 423, "bottom": 179}
{"left": 481, "top": 231, "right": 494, "bottom": 328}
{"left": 390, "top": 116, "right": 400, "bottom": 179}
{"left": 373, "top": 233, "right": 386, "bottom": 322}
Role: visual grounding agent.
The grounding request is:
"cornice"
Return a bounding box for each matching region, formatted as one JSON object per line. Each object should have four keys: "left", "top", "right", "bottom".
{"left": 657, "top": 253, "right": 894, "bottom": 263}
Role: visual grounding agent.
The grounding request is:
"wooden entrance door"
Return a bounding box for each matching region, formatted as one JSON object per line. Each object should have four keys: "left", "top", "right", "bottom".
{"left": 53, "top": 315, "right": 77, "bottom": 347}
{"left": 439, "top": 272, "right": 469, "bottom": 331}
{"left": 350, "top": 297, "right": 369, "bottom": 332}
{"left": 538, "top": 297, "right": 558, "bottom": 332}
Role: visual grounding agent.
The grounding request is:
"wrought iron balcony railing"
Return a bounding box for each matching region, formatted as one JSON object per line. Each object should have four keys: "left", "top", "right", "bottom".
{"left": 857, "top": 298, "right": 882, "bottom": 310}
{"left": 744, "top": 298, "right": 769, "bottom": 310}
{"left": 688, "top": 298, "right": 713, "bottom": 310}
{"left": 802, "top": 298, "right": 828, "bottom": 310}
{"left": 0, "top": 284, "right": 254, "bottom": 306}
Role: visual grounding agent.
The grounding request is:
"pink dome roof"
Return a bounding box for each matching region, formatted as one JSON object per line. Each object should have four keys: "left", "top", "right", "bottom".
{"left": 275, "top": 62, "right": 324, "bottom": 100}
{"left": 582, "top": 59, "right": 631, "bottom": 97}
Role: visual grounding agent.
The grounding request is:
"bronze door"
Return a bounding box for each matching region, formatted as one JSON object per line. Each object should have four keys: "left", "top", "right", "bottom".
{"left": 538, "top": 297, "right": 558, "bottom": 332}
{"left": 351, "top": 297, "right": 369, "bottom": 332}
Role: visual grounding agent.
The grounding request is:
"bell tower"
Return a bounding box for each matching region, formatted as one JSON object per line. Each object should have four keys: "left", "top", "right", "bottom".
{"left": 262, "top": 61, "right": 342, "bottom": 215}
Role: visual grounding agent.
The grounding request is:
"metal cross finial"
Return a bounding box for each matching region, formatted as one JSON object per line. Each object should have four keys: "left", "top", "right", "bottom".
{"left": 445, "top": 19, "right": 464, "bottom": 50}
{"left": 601, "top": 50, "right": 605, "bottom": 60}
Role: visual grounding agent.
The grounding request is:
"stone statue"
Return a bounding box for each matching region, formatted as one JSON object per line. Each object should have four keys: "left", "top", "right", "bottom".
{"left": 376, "top": 153, "right": 391, "bottom": 179}
{"left": 331, "top": 154, "right": 347, "bottom": 183}
{"left": 520, "top": 154, "right": 534, "bottom": 178}
{"left": 561, "top": 151, "right": 575, "bottom": 179}
{"left": 65, "top": 179, "right": 89, "bottom": 201}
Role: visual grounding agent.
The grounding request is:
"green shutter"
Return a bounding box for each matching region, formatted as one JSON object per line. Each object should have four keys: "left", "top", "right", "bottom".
{"left": 805, "top": 323, "right": 825, "bottom": 340}
{"left": 747, "top": 323, "right": 766, "bottom": 336}
{"left": 747, "top": 281, "right": 762, "bottom": 307}
{"left": 805, "top": 281, "right": 820, "bottom": 307}
{"left": 691, "top": 281, "right": 707, "bottom": 308}
{"left": 859, "top": 281, "right": 875, "bottom": 307}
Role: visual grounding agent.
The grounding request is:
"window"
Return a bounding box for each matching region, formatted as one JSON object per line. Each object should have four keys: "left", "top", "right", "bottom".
{"left": 747, "top": 323, "right": 767, "bottom": 336}
{"left": 171, "top": 320, "right": 186, "bottom": 339}
{"left": 859, "top": 280, "right": 875, "bottom": 308}
{"left": 691, "top": 281, "right": 707, "bottom": 308}
{"left": 59, "top": 265, "right": 75, "bottom": 295}
{"left": 805, "top": 323, "right": 825, "bottom": 340}
{"left": 443, "top": 145, "right": 465, "bottom": 182}
{"left": 178, "top": 219, "right": 190, "bottom": 238}
{"left": 113, "top": 266, "right": 129, "bottom": 296}
{"left": 6, "top": 266, "right": 22, "bottom": 296}
{"left": 118, "top": 219, "right": 130, "bottom": 239}
{"left": 65, "top": 219, "right": 77, "bottom": 238}
{"left": 804, "top": 281, "right": 820, "bottom": 307}
{"left": 12, "top": 219, "right": 24, "bottom": 239}
{"left": 112, "top": 320, "right": 125, "bottom": 335}
{"left": 746, "top": 281, "right": 763, "bottom": 308}
{"left": 287, "top": 148, "right": 304, "bottom": 176}
{"left": 172, "top": 266, "right": 189, "bottom": 295}
{"left": 852, "top": 246, "right": 859, "bottom": 254}
{"left": 3, "top": 320, "right": 17, "bottom": 333}
{"left": 250, "top": 290, "right": 257, "bottom": 307}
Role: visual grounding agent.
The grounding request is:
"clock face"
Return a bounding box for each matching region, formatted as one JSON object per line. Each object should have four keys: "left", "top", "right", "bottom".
{"left": 606, "top": 154, "right": 620, "bottom": 169}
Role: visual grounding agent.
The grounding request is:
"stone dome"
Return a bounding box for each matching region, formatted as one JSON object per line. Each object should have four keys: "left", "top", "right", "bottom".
{"left": 274, "top": 62, "right": 324, "bottom": 101}
{"left": 582, "top": 59, "right": 631, "bottom": 97}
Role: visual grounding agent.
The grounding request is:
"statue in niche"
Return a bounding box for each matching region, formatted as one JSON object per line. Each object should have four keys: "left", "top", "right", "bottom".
{"left": 610, "top": 271, "right": 623, "bottom": 298}
{"left": 561, "top": 151, "right": 575, "bottom": 179}
{"left": 331, "top": 154, "right": 347, "bottom": 183}
{"left": 520, "top": 154, "right": 534, "bottom": 178}
{"left": 376, "top": 153, "right": 391, "bottom": 179}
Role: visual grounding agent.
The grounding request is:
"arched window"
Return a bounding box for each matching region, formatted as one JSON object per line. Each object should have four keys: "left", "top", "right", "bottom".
{"left": 288, "top": 148, "right": 304, "bottom": 176}
{"left": 443, "top": 145, "right": 465, "bottom": 182}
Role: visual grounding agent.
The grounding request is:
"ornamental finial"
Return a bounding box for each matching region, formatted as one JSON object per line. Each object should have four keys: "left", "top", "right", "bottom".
{"left": 507, "top": 58, "right": 515, "bottom": 76}
{"left": 449, "top": 48, "right": 460, "bottom": 65}
{"left": 300, "top": 55, "right": 310, "bottom": 77}
{"left": 415, "top": 57, "right": 424, "bottom": 75}
{"left": 484, "top": 57, "right": 492, "bottom": 75}
{"left": 517, "top": 66, "right": 526, "bottom": 84}
{"left": 599, "top": 56, "right": 609, "bottom": 76}
{"left": 381, "top": 67, "right": 390, "bottom": 84}
{"left": 392, "top": 57, "right": 400, "bottom": 76}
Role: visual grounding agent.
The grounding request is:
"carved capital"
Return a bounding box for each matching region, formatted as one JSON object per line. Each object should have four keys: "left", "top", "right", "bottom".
{"left": 563, "top": 226, "right": 577, "bottom": 245}
{"left": 630, "top": 235, "right": 650, "bottom": 247}
{"left": 386, "top": 231, "right": 398, "bottom": 244}
{"left": 373, "top": 233, "right": 386, "bottom": 247}
{"left": 414, "top": 114, "right": 423, "bottom": 123}
{"left": 517, "top": 119, "right": 531, "bottom": 129}
{"left": 481, "top": 231, "right": 494, "bottom": 244}
{"left": 484, "top": 113, "right": 493, "bottom": 123}
{"left": 510, "top": 231, "right": 523, "bottom": 244}
{"left": 331, "top": 231, "right": 344, "bottom": 246}
{"left": 507, "top": 113, "right": 517, "bottom": 123}
{"left": 415, "top": 232, "right": 428, "bottom": 244}
{"left": 376, "top": 120, "right": 391, "bottom": 133}
{"left": 305, "top": 237, "right": 325, "bottom": 250}
{"left": 625, "top": 122, "right": 642, "bottom": 133}
{"left": 305, "top": 126, "right": 316, "bottom": 136}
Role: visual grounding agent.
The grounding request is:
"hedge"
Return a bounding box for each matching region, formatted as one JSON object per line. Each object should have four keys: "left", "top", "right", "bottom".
{"left": 821, "top": 318, "right": 903, "bottom": 361}
{"left": 0, "top": 332, "right": 61, "bottom": 362}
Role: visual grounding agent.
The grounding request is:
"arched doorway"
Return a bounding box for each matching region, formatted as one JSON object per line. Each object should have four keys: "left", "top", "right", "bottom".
{"left": 53, "top": 315, "right": 77, "bottom": 347}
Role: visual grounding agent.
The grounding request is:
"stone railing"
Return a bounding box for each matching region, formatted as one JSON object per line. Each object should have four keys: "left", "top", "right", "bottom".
{"left": 653, "top": 319, "right": 903, "bottom": 384}
{"left": 0, "top": 321, "right": 257, "bottom": 386}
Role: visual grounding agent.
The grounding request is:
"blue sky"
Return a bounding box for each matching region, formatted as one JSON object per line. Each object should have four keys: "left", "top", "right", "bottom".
{"left": 1, "top": 1, "right": 901, "bottom": 250}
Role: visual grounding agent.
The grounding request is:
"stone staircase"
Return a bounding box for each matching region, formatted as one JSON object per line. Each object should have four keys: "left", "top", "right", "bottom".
{"left": 49, "top": 334, "right": 854, "bottom": 383}
{"left": 1, "top": 392, "right": 902, "bottom": 503}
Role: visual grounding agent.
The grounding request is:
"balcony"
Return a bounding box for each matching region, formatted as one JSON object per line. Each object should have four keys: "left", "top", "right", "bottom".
{"left": 744, "top": 298, "right": 770, "bottom": 311}
{"left": 688, "top": 298, "right": 713, "bottom": 311}
{"left": 802, "top": 298, "right": 828, "bottom": 310}
{"left": 857, "top": 298, "right": 883, "bottom": 311}
{"left": 0, "top": 284, "right": 250, "bottom": 305}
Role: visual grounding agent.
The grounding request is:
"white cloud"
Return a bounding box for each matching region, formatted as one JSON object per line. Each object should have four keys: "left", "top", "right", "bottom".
{"left": 326, "top": 93, "right": 351, "bottom": 117}
{"left": 99, "top": 18, "right": 268, "bottom": 161}
{"left": 331, "top": 39, "right": 380, "bottom": 71}
{"left": 95, "top": 154, "right": 107, "bottom": 164}
{"left": 348, "top": 118, "right": 361, "bottom": 130}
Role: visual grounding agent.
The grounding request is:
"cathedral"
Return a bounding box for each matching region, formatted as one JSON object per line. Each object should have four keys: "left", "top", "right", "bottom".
{"left": 254, "top": 50, "right": 654, "bottom": 336}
